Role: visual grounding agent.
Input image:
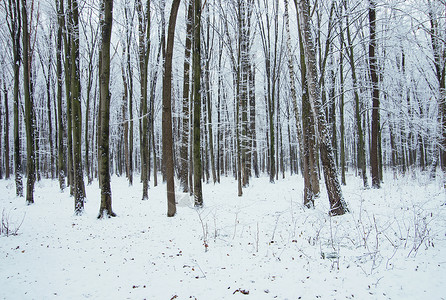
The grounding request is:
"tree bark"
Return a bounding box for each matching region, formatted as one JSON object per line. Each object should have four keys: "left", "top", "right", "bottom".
{"left": 369, "top": 0, "right": 380, "bottom": 188}
{"left": 162, "top": 0, "right": 180, "bottom": 217}
{"left": 296, "top": 0, "right": 348, "bottom": 216}
{"left": 3, "top": 82, "right": 10, "bottom": 179}
{"left": 71, "top": 0, "right": 86, "bottom": 214}
{"left": 21, "top": 0, "right": 35, "bottom": 205}
{"left": 137, "top": 0, "right": 150, "bottom": 200}
{"left": 55, "top": 0, "right": 66, "bottom": 191}
{"left": 180, "top": 0, "right": 193, "bottom": 193}
{"left": 7, "top": 0, "right": 24, "bottom": 196}
{"left": 97, "top": 0, "right": 116, "bottom": 219}
{"left": 193, "top": 0, "right": 203, "bottom": 206}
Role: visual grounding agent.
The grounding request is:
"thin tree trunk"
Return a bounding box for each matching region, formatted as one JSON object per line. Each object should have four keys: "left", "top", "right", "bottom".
{"left": 64, "top": 0, "right": 74, "bottom": 194}
{"left": 345, "top": 2, "right": 368, "bottom": 188}
{"left": 180, "top": 0, "right": 193, "bottom": 192}
{"left": 56, "top": 0, "right": 65, "bottom": 191}
{"left": 137, "top": 0, "right": 150, "bottom": 200}
{"left": 193, "top": 0, "right": 203, "bottom": 206}
{"left": 338, "top": 8, "right": 346, "bottom": 185}
{"left": 369, "top": 0, "right": 380, "bottom": 188}
{"left": 7, "top": 0, "right": 24, "bottom": 196}
{"left": 4, "top": 82, "right": 10, "bottom": 179}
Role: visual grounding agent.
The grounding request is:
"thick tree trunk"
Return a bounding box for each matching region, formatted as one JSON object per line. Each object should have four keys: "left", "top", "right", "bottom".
{"left": 98, "top": 0, "right": 116, "bottom": 219}
{"left": 297, "top": 0, "right": 348, "bottom": 216}
{"left": 71, "top": 0, "right": 86, "bottom": 214}
{"left": 21, "top": 0, "right": 35, "bottom": 205}
{"left": 162, "top": 0, "right": 180, "bottom": 217}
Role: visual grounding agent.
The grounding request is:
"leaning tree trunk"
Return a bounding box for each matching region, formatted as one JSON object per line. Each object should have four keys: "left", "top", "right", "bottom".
{"left": 162, "top": 0, "right": 180, "bottom": 217}
{"left": 97, "top": 0, "right": 116, "bottom": 219}
{"left": 296, "top": 0, "right": 348, "bottom": 216}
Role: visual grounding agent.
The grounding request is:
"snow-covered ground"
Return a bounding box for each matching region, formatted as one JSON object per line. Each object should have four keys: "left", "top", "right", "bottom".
{"left": 1, "top": 171, "right": 445, "bottom": 299}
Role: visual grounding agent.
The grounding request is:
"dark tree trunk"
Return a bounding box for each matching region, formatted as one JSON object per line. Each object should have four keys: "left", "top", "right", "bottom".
{"left": 338, "top": 10, "right": 346, "bottom": 185}
{"left": 369, "top": 0, "right": 380, "bottom": 188}
{"left": 7, "top": 0, "right": 24, "bottom": 196}
{"left": 64, "top": 0, "right": 74, "bottom": 194}
{"left": 56, "top": 0, "right": 66, "bottom": 191}
{"left": 70, "top": 0, "right": 86, "bottom": 214}
{"left": 98, "top": 0, "right": 116, "bottom": 219}
{"left": 137, "top": 0, "right": 150, "bottom": 200}
{"left": 21, "top": 0, "right": 35, "bottom": 205}
{"left": 193, "top": 0, "right": 203, "bottom": 206}
{"left": 3, "top": 82, "right": 10, "bottom": 179}
{"left": 162, "top": 0, "right": 180, "bottom": 217}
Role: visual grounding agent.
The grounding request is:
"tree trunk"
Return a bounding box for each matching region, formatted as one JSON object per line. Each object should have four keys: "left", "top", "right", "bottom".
{"left": 64, "top": 0, "right": 74, "bottom": 194}
{"left": 338, "top": 10, "right": 346, "bottom": 185}
{"left": 193, "top": 0, "right": 203, "bottom": 206}
{"left": 55, "top": 0, "right": 66, "bottom": 191}
{"left": 162, "top": 0, "right": 180, "bottom": 217}
{"left": 369, "top": 0, "right": 380, "bottom": 188}
{"left": 137, "top": 0, "right": 150, "bottom": 200}
{"left": 345, "top": 3, "right": 368, "bottom": 188}
{"left": 7, "top": 0, "right": 24, "bottom": 196}
{"left": 21, "top": 0, "right": 35, "bottom": 205}
{"left": 180, "top": 0, "right": 193, "bottom": 193}
{"left": 98, "top": 0, "right": 116, "bottom": 219}
{"left": 70, "top": 0, "right": 86, "bottom": 214}
{"left": 3, "top": 82, "right": 10, "bottom": 179}
{"left": 296, "top": 0, "right": 348, "bottom": 216}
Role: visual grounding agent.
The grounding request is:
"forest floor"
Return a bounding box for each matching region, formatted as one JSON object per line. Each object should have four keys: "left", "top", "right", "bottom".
{"left": 0, "top": 171, "right": 445, "bottom": 299}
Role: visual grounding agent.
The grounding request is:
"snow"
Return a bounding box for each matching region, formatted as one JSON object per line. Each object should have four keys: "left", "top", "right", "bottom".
{"left": 1, "top": 172, "right": 445, "bottom": 299}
